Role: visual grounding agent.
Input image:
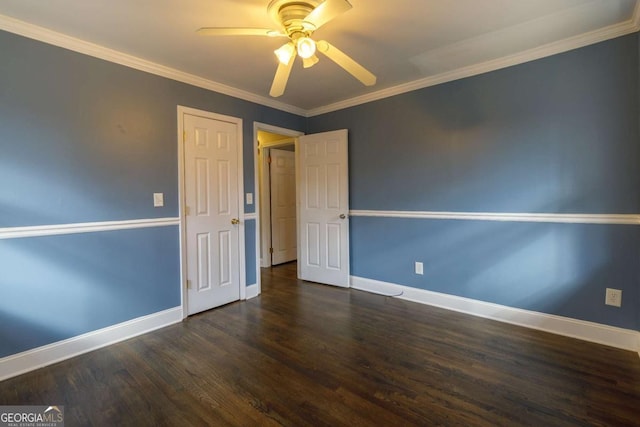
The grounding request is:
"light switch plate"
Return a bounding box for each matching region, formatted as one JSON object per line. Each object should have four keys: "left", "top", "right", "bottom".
{"left": 415, "top": 261, "right": 424, "bottom": 275}
{"left": 153, "top": 193, "right": 164, "bottom": 207}
{"left": 246, "top": 193, "right": 253, "bottom": 205}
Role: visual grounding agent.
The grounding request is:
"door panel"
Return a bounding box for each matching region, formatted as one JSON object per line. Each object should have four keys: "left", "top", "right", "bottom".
{"left": 298, "top": 130, "right": 349, "bottom": 287}
{"left": 326, "top": 223, "right": 341, "bottom": 270}
{"left": 196, "top": 233, "right": 211, "bottom": 290}
{"left": 219, "top": 230, "right": 231, "bottom": 286}
{"left": 195, "top": 159, "right": 209, "bottom": 215}
{"left": 306, "top": 166, "right": 320, "bottom": 208}
{"left": 306, "top": 222, "right": 321, "bottom": 267}
{"left": 184, "top": 113, "right": 240, "bottom": 315}
{"left": 327, "top": 164, "right": 341, "bottom": 209}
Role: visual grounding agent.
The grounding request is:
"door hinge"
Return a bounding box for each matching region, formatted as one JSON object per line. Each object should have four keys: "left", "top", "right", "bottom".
{"left": 269, "top": 247, "right": 274, "bottom": 254}
{"left": 186, "top": 279, "right": 192, "bottom": 289}
{"left": 184, "top": 206, "right": 190, "bottom": 216}
{"left": 267, "top": 156, "right": 272, "bottom": 164}
{"left": 183, "top": 130, "right": 187, "bottom": 143}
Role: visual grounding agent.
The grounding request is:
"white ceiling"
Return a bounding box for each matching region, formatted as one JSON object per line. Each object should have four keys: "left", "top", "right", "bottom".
{"left": 0, "top": 0, "right": 638, "bottom": 115}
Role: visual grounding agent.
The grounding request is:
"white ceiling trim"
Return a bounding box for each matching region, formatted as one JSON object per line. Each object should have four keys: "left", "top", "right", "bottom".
{"left": 0, "top": 2, "right": 639, "bottom": 119}
{"left": 307, "top": 4, "right": 640, "bottom": 117}
{"left": 0, "top": 14, "right": 307, "bottom": 117}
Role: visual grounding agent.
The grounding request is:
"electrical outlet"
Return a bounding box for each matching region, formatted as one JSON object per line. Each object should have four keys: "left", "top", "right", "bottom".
{"left": 605, "top": 288, "right": 622, "bottom": 307}
{"left": 415, "top": 262, "right": 423, "bottom": 275}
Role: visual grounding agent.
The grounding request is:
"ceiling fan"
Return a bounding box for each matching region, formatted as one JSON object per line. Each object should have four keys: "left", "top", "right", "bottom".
{"left": 197, "top": 0, "right": 376, "bottom": 97}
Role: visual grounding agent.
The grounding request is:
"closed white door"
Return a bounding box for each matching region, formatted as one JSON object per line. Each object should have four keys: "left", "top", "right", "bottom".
{"left": 298, "top": 129, "right": 349, "bottom": 287}
{"left": 270, "top": 148, "right": 297, "bottom": 265}
{"left": 184, "top": 113, "right": 241, "bottom": 315}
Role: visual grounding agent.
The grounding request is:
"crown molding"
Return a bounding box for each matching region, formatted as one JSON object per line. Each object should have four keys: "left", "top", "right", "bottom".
{"left": 0, "top": 14, "right": 307, "bottom": 117}
{"left": 307, "top": 4, "right": 640, "bottom": 117}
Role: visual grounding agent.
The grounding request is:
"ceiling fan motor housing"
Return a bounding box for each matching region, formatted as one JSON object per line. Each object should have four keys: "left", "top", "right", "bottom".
{"left": 268, "top": 0, "right": 321, "bottom": 39}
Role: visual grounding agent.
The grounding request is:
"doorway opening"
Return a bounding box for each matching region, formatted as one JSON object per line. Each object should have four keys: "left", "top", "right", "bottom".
{"left": 254, "top": 123, "right": 304, "bottom": 295}
{"left": 254, "top": 124, "right": 351, "bottom": 296}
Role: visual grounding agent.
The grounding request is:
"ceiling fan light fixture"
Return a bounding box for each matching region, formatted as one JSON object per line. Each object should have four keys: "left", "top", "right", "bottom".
{"left": 296, "top": 37, "right": 316, "bottom": 59}
{"left": 274, "top": 42, "right": 295, "bottom": 64}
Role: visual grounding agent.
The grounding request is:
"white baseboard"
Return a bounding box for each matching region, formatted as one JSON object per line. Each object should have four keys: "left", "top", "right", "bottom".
{"left": 246, "top": 284, "right": 260, "bottom": 300}
{"left": 351, "top": 276, "right": 640, "bottom": 353}
{"left": 0, "top": 307, "right": 183, "bottom": 381}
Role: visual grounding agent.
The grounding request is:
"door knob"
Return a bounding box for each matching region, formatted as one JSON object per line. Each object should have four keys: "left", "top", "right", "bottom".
{"left": 231, "top": 218, "right": 240, "bottom": 225}
{"left": 339, "top": 214, "right": 347, "bottom": 219}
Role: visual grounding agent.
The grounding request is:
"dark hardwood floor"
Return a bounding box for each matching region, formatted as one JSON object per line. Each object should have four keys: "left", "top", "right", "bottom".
{"left": 1, "top": 262, "right": 639, "bottom": 426}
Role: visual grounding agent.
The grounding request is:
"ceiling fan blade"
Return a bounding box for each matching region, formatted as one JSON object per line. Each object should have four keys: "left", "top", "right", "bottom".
{"left": 197, "top": 27, "right": 285, "bottom": 37}
{"left": 269, "top": 54, "right": 295, "bottom": 97}
{"left": 316, "top": 40, "right": 376, "bottom": 86}
{"left": 304, "top": 0, "right": 352, "bottom": 29}
{"left": 303, "top": 54, "right": 319, "bottom": 69}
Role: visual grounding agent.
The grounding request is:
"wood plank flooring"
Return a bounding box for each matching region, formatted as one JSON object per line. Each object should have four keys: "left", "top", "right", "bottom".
{"left": 1, "top": 262, "right": 639, "bottom": 426}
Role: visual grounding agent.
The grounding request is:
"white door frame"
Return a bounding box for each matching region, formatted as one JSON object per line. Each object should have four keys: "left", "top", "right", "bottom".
{"left": 178, "top": 105, "right": 246, "bottom": 319}
{"left": 253, "top": 122, "right": 304, "bottom": 293}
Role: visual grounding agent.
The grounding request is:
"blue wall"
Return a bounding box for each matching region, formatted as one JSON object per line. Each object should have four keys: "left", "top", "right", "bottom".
{"left": 1, "top": 25, "right": 638, "bottom": 361}
{"left": 309, "top": 34, "right": 640, "bottom": 330}
{"left": 0, "top": 29, "right": 305, "bottom": 358}
{"left": 0, "top": 227, "right": 180, "bottom": 357}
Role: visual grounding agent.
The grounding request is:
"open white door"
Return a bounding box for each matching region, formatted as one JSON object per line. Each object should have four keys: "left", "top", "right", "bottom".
{"left": 270, "top": 148, "right": 297, "bottom": 265}
{"left": 183, "top": 112, "right": 241, "bottom": 315}
{"left": 298, "top": 129, "right": 349, "bottom": 287}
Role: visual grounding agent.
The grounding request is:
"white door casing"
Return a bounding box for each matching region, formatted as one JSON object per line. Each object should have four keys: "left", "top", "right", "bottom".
{"left": 182, "top": 111, "right": 242, "bottom": 315}
{"left": 270, "top": 149, "right": 297, "bottom": 265}
{"left": 298, "top": 129, "right": 350, "bottom": 287}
